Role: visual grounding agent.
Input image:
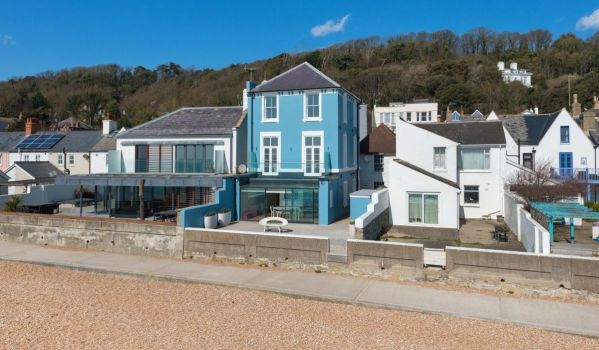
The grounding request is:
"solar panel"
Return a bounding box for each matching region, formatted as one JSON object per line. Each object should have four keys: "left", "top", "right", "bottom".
{"left": 15, "top": 134, "right": 65, "bottom": 150}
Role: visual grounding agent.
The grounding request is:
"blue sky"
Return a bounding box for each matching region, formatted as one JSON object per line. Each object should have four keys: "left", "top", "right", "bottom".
{"left": 0, "top": 0, "right": 598, "bottom": 81}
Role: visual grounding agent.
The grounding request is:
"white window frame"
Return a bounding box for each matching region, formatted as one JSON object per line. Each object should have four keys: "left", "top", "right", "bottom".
{"left": 260, "top": 132, "right": 281, "bottom": 175}
{"left": 57, "top": 154, "right": 63, "bottom": 165}
{"left": 459, "top": 147, "right": 491, "bottom": 171}
{"left": 302, "top": 131, "right": 324, "bottom": 176}
{"left": 69, "top": 154, "right": 75, "bottom": 165}
{"left": 433, "top": 147, "right": 446, "bottom": 170}
{"left": 23, "top": 154, "right": 30, "bottom": 161}
{"left": 35, "top": 154, "right": 41, "bottom": 161}
{"left": 407, "top": 192, "right": 439, "bottom": 226}
{"left": 303, "top": 92, "right": 322, "bottom": 122}
{"left": 463, "top": 185, "right": 480, "bottom": 205}
{"left": 262, "top": 94, "right": 279, "bottom": 123}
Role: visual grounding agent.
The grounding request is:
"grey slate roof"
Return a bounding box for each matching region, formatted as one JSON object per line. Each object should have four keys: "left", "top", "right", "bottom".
{"left": 252, "top": 62, "right": 340, "bottom": 93}
{"left": 415, "top": 121, "right": 506, "bottom": 145}
{"left": 9, "top": 130, "right": 103, "bottom": 152}
{"left": 589, "top": 129, "right": 599, "bottom": 146}
{"left": 91, "top": 133, "right": 118, "bottom": 152}
{"left": 0, "top": 132, "right": 25, "bottom": 151}
{"left": 14, "top": 161, "right": 63, "bottom": 179}
{"left": 51, "top": 131, "right": 103, "bottom": 152}
{"left": 117, "top": 107, "right": 244, "bottom": 139}
{"left": 501, "top": 112, "right": 560, "bottom": 145}
{"left": 394, "top": 159, "right": 459, "bottom": 189}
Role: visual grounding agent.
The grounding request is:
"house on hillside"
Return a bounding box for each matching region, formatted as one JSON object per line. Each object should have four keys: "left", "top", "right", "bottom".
{"left": 497, "top": 61, "right": 532, "bottom": 88}
{"left": 58, "top": 106, "right": 247, "bottom": 218}
{"left": 242, "top": 62, "right": 365, "bottom": 224}
{"left": 359, "top": 124, "right": 395, "bottom": 190}
{"left": 386, "top": 120, "right": 506, "bottom": 236}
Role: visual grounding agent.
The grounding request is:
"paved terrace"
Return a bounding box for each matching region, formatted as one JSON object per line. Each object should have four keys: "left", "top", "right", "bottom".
{"left": 0, "top": 241, "right": 598, "bottom": 338}
{"left": 226, "top": 219, "right": 352, "bottom": 256}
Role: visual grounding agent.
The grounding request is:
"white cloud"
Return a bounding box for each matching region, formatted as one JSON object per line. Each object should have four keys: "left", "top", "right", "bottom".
{"left": 310, "top": 14, "right": 350, "bottom": 37}
{"left": 0, "top": 34, "right": 15, "bottom": 46}
{"left": 576, "top": 8, "right": 599, "bottom": 31}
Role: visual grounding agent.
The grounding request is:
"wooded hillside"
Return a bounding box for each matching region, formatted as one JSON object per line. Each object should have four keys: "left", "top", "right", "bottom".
{"left": 1, "top": 28, "right": 598, "bottom": 130}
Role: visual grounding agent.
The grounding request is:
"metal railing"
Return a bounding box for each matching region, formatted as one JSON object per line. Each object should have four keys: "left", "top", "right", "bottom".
{"left": 248, "top": 162, "right": 330, "bottom": 175}
{"left": 133, "top": 159, "right": 222, "bottom": 174}
{"left": 550, "top": 168, "right": 599, "bottom": 183}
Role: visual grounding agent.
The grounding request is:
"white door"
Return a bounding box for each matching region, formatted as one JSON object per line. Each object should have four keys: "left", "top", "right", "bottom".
{"left": 305, "top": 135, "right": 322, "bottom": 175}
{"left": 262, "top": 136, "right": 278, "bottom": 175}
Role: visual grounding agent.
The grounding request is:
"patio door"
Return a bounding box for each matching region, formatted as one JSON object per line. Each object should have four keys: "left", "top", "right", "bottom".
{"left": 304, "top": 134, "right": 322, "bottom": 176}
{"left": 559, "top": 152, "right": 573, "bottom": 178}
{"left": 262, "top": 136, "right": 279, "bottom": 175}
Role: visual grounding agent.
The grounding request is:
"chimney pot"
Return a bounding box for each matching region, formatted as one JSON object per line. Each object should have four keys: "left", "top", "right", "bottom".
{"left": 25, "top": 117, "right": 41, "bottom": 136}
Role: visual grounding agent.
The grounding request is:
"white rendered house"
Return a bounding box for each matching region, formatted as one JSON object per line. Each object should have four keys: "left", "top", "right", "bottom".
{"left": 497, "top": 61, "right": 532, "bottom": 88}
{"left": 386, "top": 120, "right": 507, "bottom": 234}
{"left": 501, "top": 109, "right": 596, "bottom": 181}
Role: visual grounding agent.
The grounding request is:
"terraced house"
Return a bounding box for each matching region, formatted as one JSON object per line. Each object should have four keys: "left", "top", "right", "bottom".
{"left": 240, "top": 62, "right": 364, "bottom": 225}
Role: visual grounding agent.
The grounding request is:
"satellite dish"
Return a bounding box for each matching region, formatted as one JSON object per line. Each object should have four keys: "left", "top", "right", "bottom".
{"left": 237, "top": 164, "right": 247, "bottom": 174}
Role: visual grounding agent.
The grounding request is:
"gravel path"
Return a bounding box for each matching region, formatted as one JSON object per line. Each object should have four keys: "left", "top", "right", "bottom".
{"left": 0, "top": 262, "right": 596, "bottom": 349}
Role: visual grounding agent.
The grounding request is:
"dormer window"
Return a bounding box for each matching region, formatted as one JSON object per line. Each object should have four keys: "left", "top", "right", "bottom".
{"left": 304, "top": 93, "right": 320, "bottom": 121}
{"left": 263, "top": 95, "right": 278, "bottom": 122}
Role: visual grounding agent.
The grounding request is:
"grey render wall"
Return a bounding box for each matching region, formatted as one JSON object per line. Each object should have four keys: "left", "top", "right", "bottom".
{"left": 184, "top": 228, "right": 329, "bottom": 264}
{"left": 446, "top": 246, "right": 599, "bottom": 292}
{"left": 347, "top": 239, "right": 424, "bottom": 277}
{"left": 0, "top": 213, "right": 183, "bottom": 258}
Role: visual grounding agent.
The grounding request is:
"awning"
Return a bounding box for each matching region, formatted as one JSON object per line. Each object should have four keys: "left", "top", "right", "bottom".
{"left": 55, "top": 173, "right": 224, "bottom": 188}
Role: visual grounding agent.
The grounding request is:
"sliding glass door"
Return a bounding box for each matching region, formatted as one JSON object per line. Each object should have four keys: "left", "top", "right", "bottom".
{"left": 408, "top": 193, "right": 438, "bottom": 225}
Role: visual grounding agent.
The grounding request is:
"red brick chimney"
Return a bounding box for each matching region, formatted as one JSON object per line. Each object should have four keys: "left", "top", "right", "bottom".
{"left": 25, "top": 117, "right": 41, "bottom": 136}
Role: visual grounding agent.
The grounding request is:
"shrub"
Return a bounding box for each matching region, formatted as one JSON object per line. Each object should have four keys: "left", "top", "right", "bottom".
{"left": 586, "top": 201, "right": 599, "bottom": 212}
{"left": 218, "top": 207, "right": 231, "bottom": 213}
{"left": 3, "top": 195, "right": 22, "bottom": 212}
{"left": 204, "top": 211, "right": 216, "bottom": 217}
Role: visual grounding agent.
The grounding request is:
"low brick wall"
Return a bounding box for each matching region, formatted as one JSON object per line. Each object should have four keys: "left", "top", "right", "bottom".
{"left": 0, "top": 212, "right": 183, "bottom": 258}
{"left": 446, "top": 246, "right": 599, "bottom": 292}
{"left": 184, "top": 228, "right": 329, "bottom": 265}
{"left": 347, "top": 239, "right": 424, "bottom": 277}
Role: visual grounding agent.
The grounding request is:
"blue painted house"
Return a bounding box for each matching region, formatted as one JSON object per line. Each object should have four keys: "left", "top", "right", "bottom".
{"left": 239, "top": 62, "right": 362, "bottom": 225}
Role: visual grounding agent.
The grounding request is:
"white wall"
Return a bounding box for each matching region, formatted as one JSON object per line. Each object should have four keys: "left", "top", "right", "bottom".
{"left": 504, "top": 191, "right": 550, "bottom": 254}
{"left": 395, "top": 120, "right": 459, "bottom": 183}
{"left": 458, "top": 146, "right": 506, "bottom": 219}
{"left": 90, "top": 151, "right": 108, "bottom": 174}
{"left": 374, "top": 102, "right": 439, "bottom": 127}
{"left": 355, "top": 188, "right": 389, "bottom": 229}
{"left": 387, "top": 159, "right": 460, "bottom": 229}
{"left": 8, "top": 151, "right": 91, "bottom": 175}
{"left": 359, "top": 154, "right": 393, "bottom": 189}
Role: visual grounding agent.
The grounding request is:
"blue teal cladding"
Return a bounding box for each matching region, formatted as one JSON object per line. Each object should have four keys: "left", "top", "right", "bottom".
{"left": 245, "top": 81, "right": 359, "bottom": 225}
{"left": 179, "top": 178, "right": 237, "bottom": 228}
{"left": 247, "top": 88, "right": 356, "bottom": 172}
{"left": 350, "top": 196, "right": 370, "bottom": 220}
